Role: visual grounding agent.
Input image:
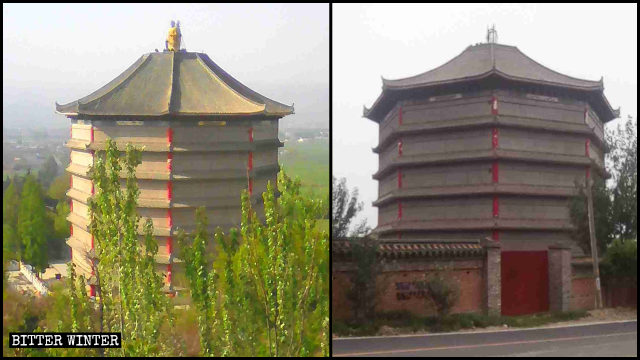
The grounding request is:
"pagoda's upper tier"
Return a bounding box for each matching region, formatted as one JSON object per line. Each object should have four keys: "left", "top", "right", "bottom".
{"left": 365, "top": 43, "right": 617, "bottom": 122}
{"left": 56, "top": 51, "right": 294, "bottom": 117}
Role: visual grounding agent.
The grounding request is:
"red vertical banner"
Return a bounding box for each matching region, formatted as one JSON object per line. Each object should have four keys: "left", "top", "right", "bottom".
{"left": 91, "top": 181, "right": 95, "bottom": 195}
{"left": 167, "top": 208, "right": 173, "bottom": 228}
{"left": 248, "top": 151, "right": 253, "bottom": 170}
{"left": 492, "top": 128, "right": 499, "bottom": 149}
{"left": 397, "top": 201, "right": 403, "bottom": 219}
{"left": 248, "top": 178, "right": 253, "bottom": 195}
{"left": 167, "top": 236, "right": 173, "bottom": 254}
{"left": 493, "top": 195, "right": 499, "bottom": 218}
{"left": 398, "top": 139, "right": 403, "bottom": 156}
{"left": 90, "top": 285, "right": 96, "bottom": 297}
{"left": 167, "top": 180, "right": 173, "bottom": 201}
{"left": 398, "top": 105, "right": 403, "bottom": 126}
{"left": 492, "top": 161, "right": 499, "bottom": 183}
{"left": 397, "top": 168, "right": 402, "bottom": 188}
{"left": 90, "top": 126, "right": 94, "bottom": 143}
{"left": 70, "top": 199, "right": 73, "bottom": 212}
{"left": 491, "top": 96, "right": 499, "bottom": 115}
{"left": 585, "top": 138, "right": 590, "bottom": 157}
{"left": 167, "top": 152, "right": 173, "bottom": 171}
{"left": 166, "top": 127, "right": 173, "bottom": 144}
{"left": 70, "top": 224, "right": 73, "bottom": 236}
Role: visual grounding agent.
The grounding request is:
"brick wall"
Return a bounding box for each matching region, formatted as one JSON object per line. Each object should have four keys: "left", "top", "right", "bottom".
{"left": 570, "top": 277, "right": 596, "bottom": 311}
{"left": 332, "top": 257, "right": 487, "bottom": 320}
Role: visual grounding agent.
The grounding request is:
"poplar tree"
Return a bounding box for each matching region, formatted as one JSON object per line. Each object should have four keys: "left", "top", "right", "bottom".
{"left": 176, "top": 210, "right": 219, "bottom": 356}
{"left": 86, "top": 138, "right": 175, "bottom": 356}
{"left": 18, "top": 174, "right": 49, "bottom": 274}
{"left": 181, "top": 171, "right": 329, "bottom": 356}
{"left": 3, "top": 176, "right": 20, "bottom": 227}
{"left": 3, "top": 177, "right": 21, "bottom": 260}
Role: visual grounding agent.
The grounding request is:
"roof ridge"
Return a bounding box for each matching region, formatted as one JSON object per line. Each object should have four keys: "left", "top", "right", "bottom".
{"left": 382, "top": 45, "right": 474, "bottom": 88}
{"left": 79, "top": 54, "right": 152, "bottom": 109}
{"left": 167, "top": 51, "right": 177, "bottom": 114}
{"left": 198, "top": 53, "right": 294, "bottom": 115}
{"left": 194, "top": 53, "right": 266, "bottom": 111}
{"left": 56, "top": 54, "right": 151, "bottom": 114}
{"left": 508, "top": 46, "right": 602, "bottom": 87}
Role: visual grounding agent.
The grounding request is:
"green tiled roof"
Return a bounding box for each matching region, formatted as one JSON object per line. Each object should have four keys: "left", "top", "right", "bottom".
{"left": 56, "top": 51, "right": 294, "bottom": 117}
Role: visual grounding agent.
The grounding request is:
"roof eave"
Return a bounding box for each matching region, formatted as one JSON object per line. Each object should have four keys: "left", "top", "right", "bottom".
{"left": 367, "top": 70, "right": 611, "bottom": 122}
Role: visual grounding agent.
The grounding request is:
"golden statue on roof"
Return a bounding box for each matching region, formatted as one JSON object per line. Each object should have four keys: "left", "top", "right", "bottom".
{"left": 166, "top": 20, "right": 182, "bottom": 51}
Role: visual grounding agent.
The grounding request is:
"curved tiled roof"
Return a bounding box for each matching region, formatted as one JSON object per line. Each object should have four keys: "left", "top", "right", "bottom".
{"left": 56, "top": 51, "right": 294, "bottom": 117}
{"left": 364, "top": 42, "right": 617, "bottom": 122}
{"left": 382, "top": 43, "right": 603, "bottom": 90}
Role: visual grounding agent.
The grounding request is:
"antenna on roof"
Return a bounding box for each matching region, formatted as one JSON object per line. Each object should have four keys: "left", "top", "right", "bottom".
{"left": 487, "top": 24, "right": 498, "bottom": 69}
{"left": 486, "top": 24, "right": 498, "bottom": 44}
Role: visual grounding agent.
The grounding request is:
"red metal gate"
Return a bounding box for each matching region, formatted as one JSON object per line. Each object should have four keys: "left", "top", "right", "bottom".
{"left": 501, "top": 251, "right": 549, "bottom": 316}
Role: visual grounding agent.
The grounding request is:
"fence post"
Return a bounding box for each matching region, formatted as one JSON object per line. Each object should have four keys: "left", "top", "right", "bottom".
{"left": 483, "top": 237, "right": 501, "bottom": 316}
{"left": 548, "top": 243, "right": 571, "bottom": 312}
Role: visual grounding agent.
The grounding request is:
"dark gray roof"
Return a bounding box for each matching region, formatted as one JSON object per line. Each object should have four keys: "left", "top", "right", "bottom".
{"left": 382, "top": 43, "right": 603, "bottom": 90}
{"left": 365, "top": 43, "right": 617, "bottom": 122}
{"left": 56, "top": 51, "right": 294, "bottom": 117}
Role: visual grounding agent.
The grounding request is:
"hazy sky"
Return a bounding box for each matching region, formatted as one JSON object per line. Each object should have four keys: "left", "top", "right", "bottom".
{"left": 3, "top": 3, "right": 329, "bottom": 129}
{"left": 333, "top": 4, "right": 638, "bottom": 230}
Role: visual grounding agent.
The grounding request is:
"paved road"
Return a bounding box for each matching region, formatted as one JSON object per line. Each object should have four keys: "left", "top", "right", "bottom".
{"left": 333, "top": 320, "right": 637, "bottom": 357}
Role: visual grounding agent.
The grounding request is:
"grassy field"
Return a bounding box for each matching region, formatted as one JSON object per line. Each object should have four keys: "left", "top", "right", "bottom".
{"left": 280, "top": 138, "right": 329, "bottom": 200}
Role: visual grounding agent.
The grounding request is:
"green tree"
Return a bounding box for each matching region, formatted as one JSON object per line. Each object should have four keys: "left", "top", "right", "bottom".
{"left": 345, "top": 237, "right": 383, "bottom": 323}
{"left": 239, "top": 173, "right": 329, "bottom": 356}
{"left": 3, "top": 176, "right": 20, "bottom": 228}
{"left": 332, "top": 176, "right": 370, "bottom": 238}
{"left": 47, "top": 173, "right": 71, "bottom": 201}
{"left": 38, "top": 155, "right": 59, "bottom": 189}
{"left": 43, "top": 201, "right": 71, "bottom": 259}
{"left": 569, "top": 176, "right": 614, "bottom": 256}
{"left": 53, "top": 201, "right": 70, "bottom": 240}
{"left": 18, "top": 174, "right": 49, "bottom": 274}
{"left": 87, "top": 138, "right": 175, "bottom": 356}
{"left": 425, "top": 271, "right": 460, "bottom": 319}
{"left": 176, "top": 208, "right": 218, "bottom": 356}
{"left": 608, "top": 115, "right": 637, "bottom": 240}
{"left": 600, "top": 238, "right": 637, "bottom": 280}
{"left": 3, "top": 177, "right": 21, "bottom": 261}
{"left": 180, "top": 171, "right": 329, "bottom": 356}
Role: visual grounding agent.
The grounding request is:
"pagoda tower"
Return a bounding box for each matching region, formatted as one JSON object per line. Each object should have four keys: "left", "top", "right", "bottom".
{"left": 365, "top": 33, "right": 618, "bottom": 258}
{"left": 57, "top": 25, "right": 293, "bottom": 295}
